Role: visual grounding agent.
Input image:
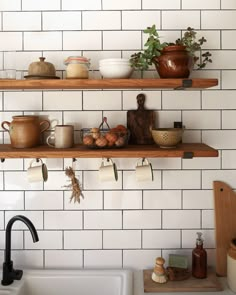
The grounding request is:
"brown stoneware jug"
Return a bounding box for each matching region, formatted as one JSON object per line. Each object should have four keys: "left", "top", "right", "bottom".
{"left": 1, "top": 115, "right": 50, "bottom": 148}
{"left": 153, "top": 45, "right": 194, "bottom": 78}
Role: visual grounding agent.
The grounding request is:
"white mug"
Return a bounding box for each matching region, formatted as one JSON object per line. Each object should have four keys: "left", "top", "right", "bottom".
{"left": 46, "top": 125, "right": 74, "bottom": 148}
{"left": 27, "top": 159, "right": 48, "bottom": 183}
{"left": 98, "top": 158, "right": 118, "bottom": 182}
{"left": 135, "top": 158, "right": 153, "bottom": 182}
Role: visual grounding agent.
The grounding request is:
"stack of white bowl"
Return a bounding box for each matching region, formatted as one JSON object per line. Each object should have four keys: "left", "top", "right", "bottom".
{"left": 99, "top": 58, "right": 133, "bottom": 79}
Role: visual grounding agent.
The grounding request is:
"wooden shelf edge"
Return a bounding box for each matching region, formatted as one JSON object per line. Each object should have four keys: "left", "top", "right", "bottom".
{"left": 0, "top": 78, "right": 218, "bottom": 90}
{"left": 0, "top": 143, "right": 218, "bottom": 159}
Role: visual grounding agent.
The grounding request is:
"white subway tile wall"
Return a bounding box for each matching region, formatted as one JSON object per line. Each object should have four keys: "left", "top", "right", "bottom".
{"left": 84, "top": 250, "right": 122, "bottom": 268}
{"left": 0, "top": 1, "right": 233, "bottom": 271}
{"left": 3, "top": 12, "right": 41, "bottom": 31}
{"left": 0, "top": 0, "right": 21, "bottom": 11}
{"left": 142, "top": 0, "right": 180, "bottom": 10}
{"left": 45, "top": 250, "right": 83, "bottom": 268}
{"left": 12, "top": 250, "right": 44, "bottom": 269}
{"left": 123, "top": 250, "right": 162, "bottom": 269}
{"left": 43, "top": 12, "right": 82, "bottom": 31}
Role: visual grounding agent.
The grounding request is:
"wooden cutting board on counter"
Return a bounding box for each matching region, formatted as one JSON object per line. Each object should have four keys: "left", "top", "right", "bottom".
{"left": 143, "top": 269, "right": 222, "bottom": 292}
{"left": 127, "top": 93, "right": 155, "bottom": 145}
{"left": 214, "top": 181, "right": 236, "bottom": 276}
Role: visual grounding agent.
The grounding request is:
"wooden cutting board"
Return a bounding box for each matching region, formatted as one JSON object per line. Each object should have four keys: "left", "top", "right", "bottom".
{"left": 127, "top": 93, "right": 155, "bottom": 144}
{"left": 143, "top": 269, "right": 222, "bottom": 292}
{"left": 214, "top": 181, "right": 236, "bottom": 276}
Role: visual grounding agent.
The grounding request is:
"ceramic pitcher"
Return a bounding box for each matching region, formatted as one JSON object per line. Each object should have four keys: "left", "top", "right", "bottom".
{"left": 1, "top": 115, "right": 50, "bottom": 148}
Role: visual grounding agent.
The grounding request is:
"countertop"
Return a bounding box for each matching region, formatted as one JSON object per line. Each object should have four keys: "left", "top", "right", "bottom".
{"left": 133, "top": 271, "right": 235, "bottom": 295}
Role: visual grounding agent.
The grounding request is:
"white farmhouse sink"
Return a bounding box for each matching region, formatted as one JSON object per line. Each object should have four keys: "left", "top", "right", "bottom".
{"left": 0, "top": 269, "right": 133, "bottom": 295}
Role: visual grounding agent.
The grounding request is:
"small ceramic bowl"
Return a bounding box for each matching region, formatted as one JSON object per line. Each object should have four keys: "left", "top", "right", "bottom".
{"left": 99, "top": 58, "right": 130, "bottom": 65}
{"left": 99, "top": 65, "right": 133, "bottom": 79}
{"left": 151, "top": 128, "right": 184, "bottom": 148}
{"left": 99, "top": 58, "right": 133, "bottom": 79}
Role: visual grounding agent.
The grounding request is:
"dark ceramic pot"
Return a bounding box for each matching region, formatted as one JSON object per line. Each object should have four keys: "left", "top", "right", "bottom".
{"left": 153, "top": 45, "right": 194, "bottom": 78}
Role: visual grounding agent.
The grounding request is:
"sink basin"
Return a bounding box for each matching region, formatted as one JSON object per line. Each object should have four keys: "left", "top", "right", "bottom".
{"left": 0, "top": 269, "right": 133, "bottom": 295}
{"left": 0, "top": 291, "right": 14, "bottom": 295}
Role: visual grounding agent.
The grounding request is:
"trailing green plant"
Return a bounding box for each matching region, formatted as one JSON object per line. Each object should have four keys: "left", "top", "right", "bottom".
{"left": 130, "top": 25, "right": 212, "bottom": 71}
{"left": 175, "top": 27, "right": 212, "bottom": 69}
{"left": 129, "top": 25, "right": 167, "bottom": 71}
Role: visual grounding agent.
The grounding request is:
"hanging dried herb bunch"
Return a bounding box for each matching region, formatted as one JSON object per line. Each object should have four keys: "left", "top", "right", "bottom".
{"left": 64, "top": 166, "right": 84, "bottom": 203}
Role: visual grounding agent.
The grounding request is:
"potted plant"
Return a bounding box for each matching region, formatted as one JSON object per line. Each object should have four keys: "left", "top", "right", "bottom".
{"left": 130, "top": 25, "right": 212, "bottom": 78}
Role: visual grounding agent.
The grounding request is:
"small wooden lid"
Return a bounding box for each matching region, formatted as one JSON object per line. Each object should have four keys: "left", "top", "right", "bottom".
{"left": 156, "top": 257, "right": 165, "bottom": 265}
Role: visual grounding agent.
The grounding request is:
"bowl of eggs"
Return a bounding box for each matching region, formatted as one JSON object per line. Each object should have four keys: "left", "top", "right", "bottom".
{"left": 81, "top": 125, "right": 129, "bottom": 149}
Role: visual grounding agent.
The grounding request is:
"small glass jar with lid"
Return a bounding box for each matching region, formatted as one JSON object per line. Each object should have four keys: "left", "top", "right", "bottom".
{"left": 64, "top": 56, "right": 90, "bottom": 79}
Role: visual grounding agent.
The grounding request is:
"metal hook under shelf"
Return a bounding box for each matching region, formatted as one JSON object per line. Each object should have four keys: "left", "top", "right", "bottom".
{"left": 72, "top": 158, "right": 77, "bottom": 170}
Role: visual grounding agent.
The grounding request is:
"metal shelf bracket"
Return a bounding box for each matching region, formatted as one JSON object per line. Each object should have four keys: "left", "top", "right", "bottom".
{"left": 182, "top": 151, "right": 194, "bottom": 159}
{"left": 175, "top": 79, "right": 193, "bottom": 90}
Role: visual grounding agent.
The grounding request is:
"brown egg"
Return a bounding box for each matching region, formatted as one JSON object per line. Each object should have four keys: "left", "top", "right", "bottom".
{"left": 95, "top": 136, "right": 108, "bottom": 147}
{"left": 105, "top": 132, "right": 118, "bottom": 143}
{"left": 116, "top": 124, "right": 127, "bottom": 131}
{"left": 83, "top": 135, "right": 94, "bottom": 146}
{"left": 116, "top": 125, "right": 127, "bottom": 136}
{"left": 107, "top": 140, "right": 115, "bottom": 147}
{"left": 90, "top": 127, "right": 100, "bottom": 139}
{"left": 115, "top": 137, "right": 126, "bottom": 147}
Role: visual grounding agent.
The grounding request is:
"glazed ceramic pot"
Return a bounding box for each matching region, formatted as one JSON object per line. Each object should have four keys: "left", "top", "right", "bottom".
{"left": 153, "top": 45, "right": 194, "bottom": 78}
{"left": 1, "top": 115, "right": 50, "bottom": 148}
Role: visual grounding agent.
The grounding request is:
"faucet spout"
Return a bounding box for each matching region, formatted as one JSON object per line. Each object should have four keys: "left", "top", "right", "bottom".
{"left": 1, "top": 215, "right": 39, "bottom": 286}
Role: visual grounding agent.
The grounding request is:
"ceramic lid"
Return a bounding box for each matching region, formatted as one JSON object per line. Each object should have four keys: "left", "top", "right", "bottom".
{"left": 28, "top": 57, "right": 56, "bottom": 77}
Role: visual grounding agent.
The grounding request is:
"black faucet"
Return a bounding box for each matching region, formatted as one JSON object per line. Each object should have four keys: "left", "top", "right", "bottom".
{"left": 1, "top": 215, "right": 39, "bottom": 286}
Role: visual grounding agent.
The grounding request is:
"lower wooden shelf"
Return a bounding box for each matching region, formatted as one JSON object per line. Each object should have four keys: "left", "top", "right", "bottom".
{"left": 0, "top": 143, "right": 218, "bottom": 159}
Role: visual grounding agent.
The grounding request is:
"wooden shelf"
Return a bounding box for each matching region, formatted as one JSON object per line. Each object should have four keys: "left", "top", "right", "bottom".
{"left": 0, "top": 143, "right": 218, "bottom": 159}
{"left": 0, "top": 78, "right": 218, "bottom": 160}
{"left": 0, "top": 78, "right": 218, "bottom": 90}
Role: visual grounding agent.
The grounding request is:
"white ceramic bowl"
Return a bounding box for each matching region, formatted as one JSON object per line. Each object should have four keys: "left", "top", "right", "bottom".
{"left": 99, "top": 58, "right": 130, "bottom": 65}
{"left": 99, "top": 64, "right": 133, "bottom": 79}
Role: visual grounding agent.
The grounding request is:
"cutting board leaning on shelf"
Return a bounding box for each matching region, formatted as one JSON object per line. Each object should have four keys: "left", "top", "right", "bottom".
{"left": 213, "top": 181, "right": 236, "bottom": 276}
{"left": 127, "top": 93, "right": 155, "bottom": 145}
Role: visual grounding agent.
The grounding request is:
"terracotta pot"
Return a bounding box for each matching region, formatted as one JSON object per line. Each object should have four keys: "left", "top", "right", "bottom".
{"left": 153, "top": 45, "right": 194, "bottom": 78}
{"left": 1, "top": 115, "right": 50, "bottom": 148}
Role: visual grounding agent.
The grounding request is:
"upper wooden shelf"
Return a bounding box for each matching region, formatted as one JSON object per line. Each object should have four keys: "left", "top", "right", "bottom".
{"left": 0, "top": 143, "right": 218, "bottom": 159}
{"left": 0, "top": 78, "right": 218, "bottom": 90}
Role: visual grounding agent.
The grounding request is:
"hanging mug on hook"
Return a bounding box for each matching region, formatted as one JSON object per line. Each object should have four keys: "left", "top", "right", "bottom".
{"left": 98, "top": 158, "right": 118, "bottom": 182}
{"left": 27, "top": 158, "right": 48, "bottom": 183}
{"left": 135, "top": 158, "right": 153, "bottom": 182}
